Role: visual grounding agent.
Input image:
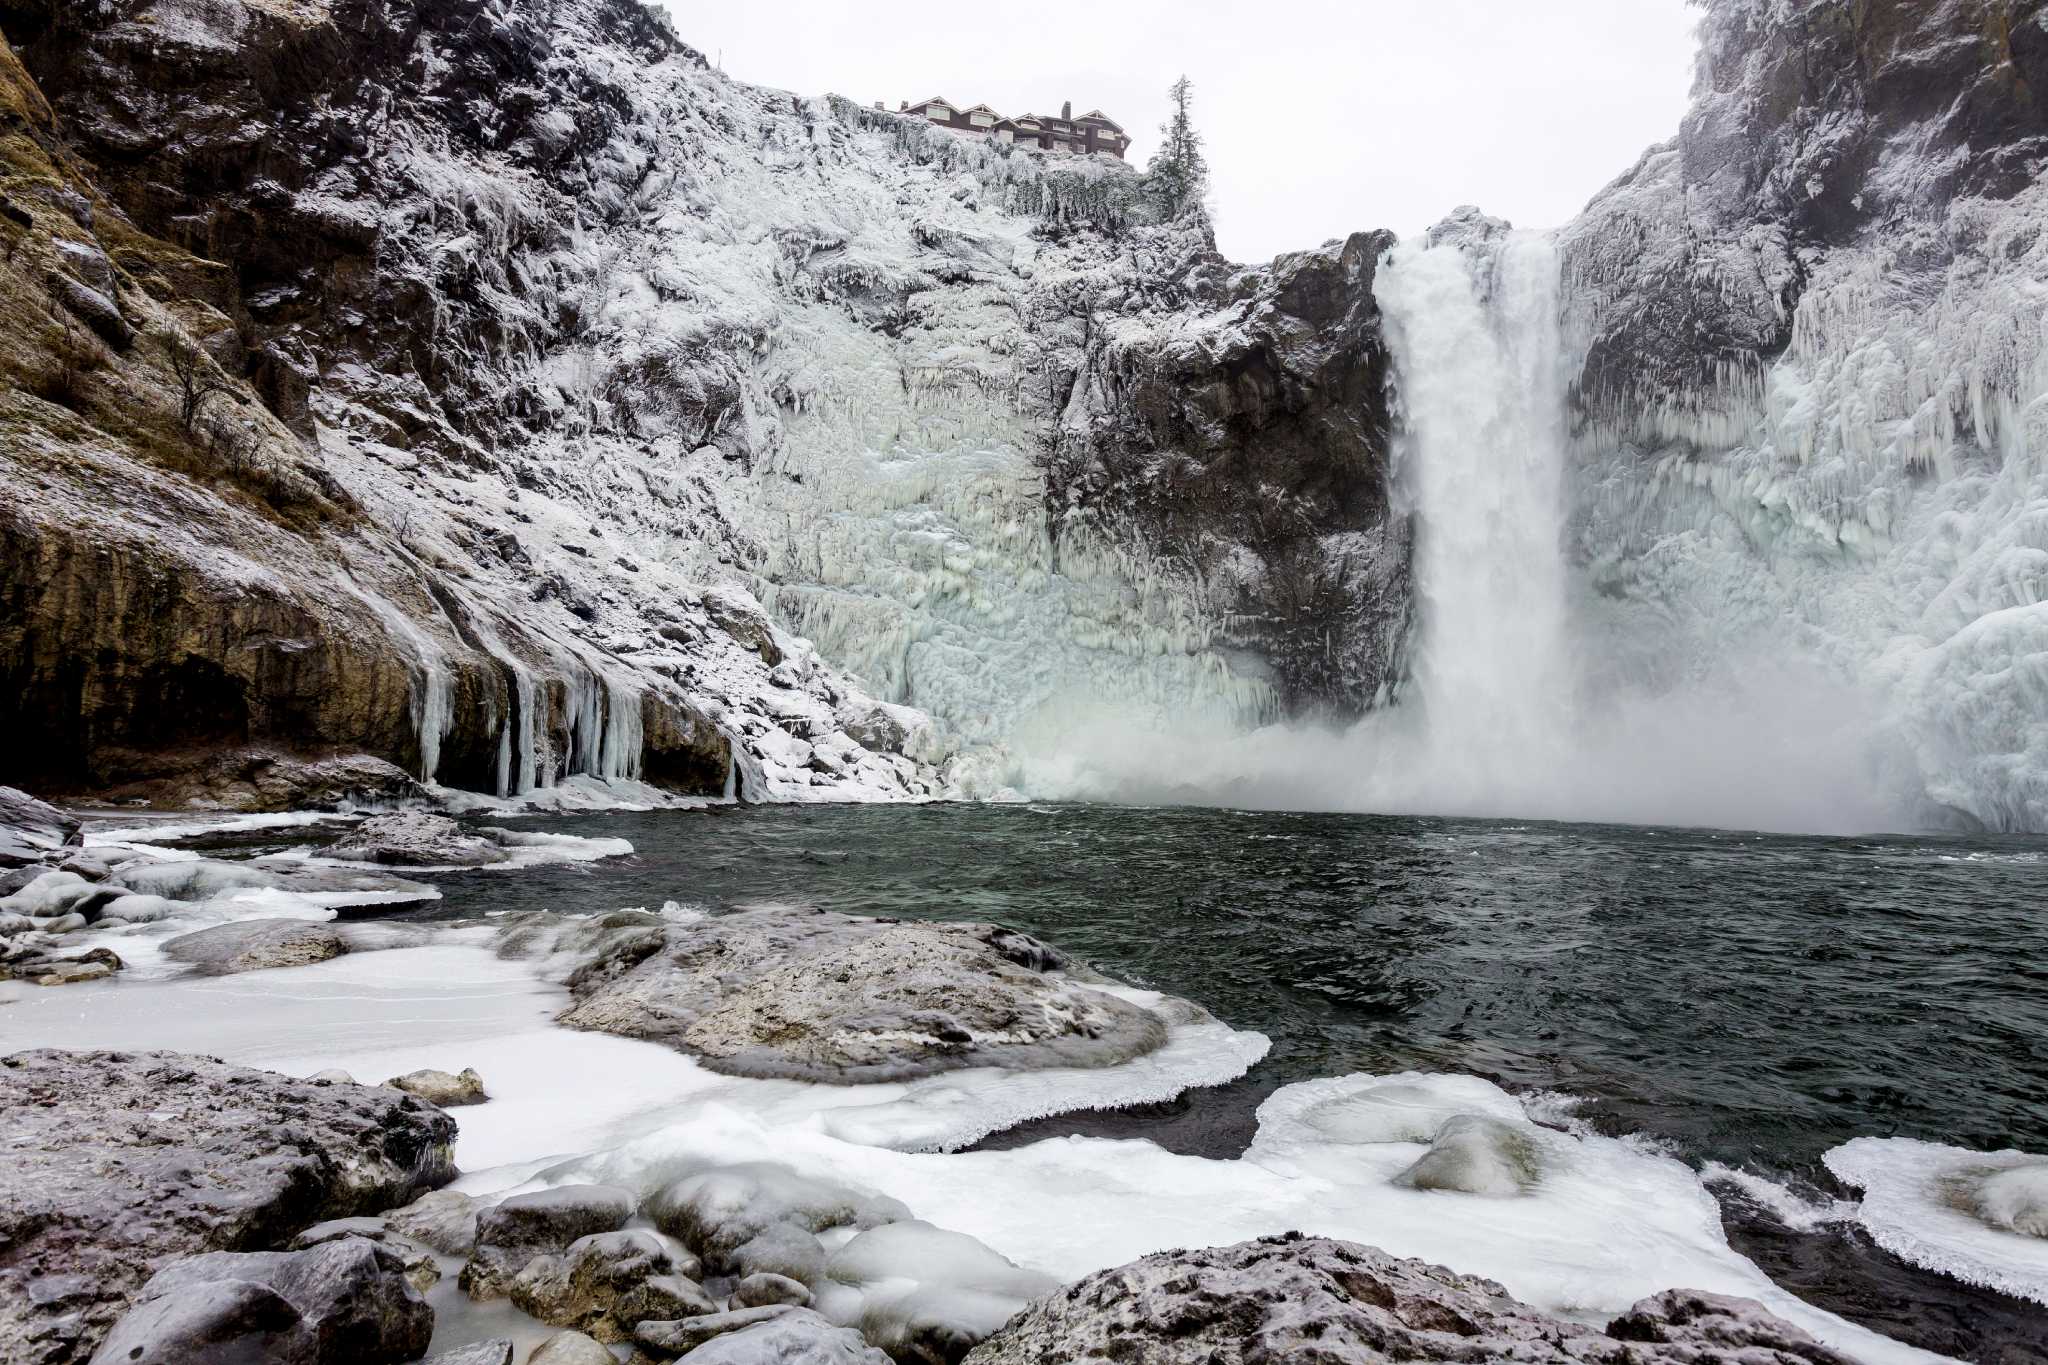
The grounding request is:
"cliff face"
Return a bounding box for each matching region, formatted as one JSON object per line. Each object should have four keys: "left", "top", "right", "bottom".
{"left": 1565, "top": 0, "right": 2048, "bottom": 440}
{"left": 1048, "top": 228, "right": 1408, "bottom": 715}
{"left": 0, "top": 0, "right": 1405, "bottom": 806}
{"left": 1558, "top": 0, "right": 2048, "bottom": 830}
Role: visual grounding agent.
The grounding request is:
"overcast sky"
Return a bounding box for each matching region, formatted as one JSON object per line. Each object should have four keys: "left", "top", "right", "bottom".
{"left": 660, "top": 0, "right": 1701, "bottom": 263}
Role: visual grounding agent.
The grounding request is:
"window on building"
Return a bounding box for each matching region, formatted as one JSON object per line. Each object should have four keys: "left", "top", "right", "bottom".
{"left": 970, "top": 113, "right": 994, "bottom": 127}
{"left": 925, "top": 106, "right": 951, "bottom": 122}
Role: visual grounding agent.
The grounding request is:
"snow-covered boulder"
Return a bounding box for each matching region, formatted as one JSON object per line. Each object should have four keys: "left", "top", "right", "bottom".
{"left": 961, "top": 1234, "right": 1857, "bottom": 1365}
{"left": 555, "top": 908, "right": 1178, "bottom": 1082}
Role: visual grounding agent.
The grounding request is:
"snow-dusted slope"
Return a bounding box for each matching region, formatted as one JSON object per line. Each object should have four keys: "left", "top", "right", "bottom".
{"left": 2, "top": 0, "right": 1399, "bottom": 806}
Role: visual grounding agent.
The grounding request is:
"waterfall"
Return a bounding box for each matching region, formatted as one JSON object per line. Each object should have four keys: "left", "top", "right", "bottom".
{"left": 1049, "top": 223, "right": 1903, "bottom": 834}
{"left": 1375, "top": 231, "right": 1574, "bottom": 808}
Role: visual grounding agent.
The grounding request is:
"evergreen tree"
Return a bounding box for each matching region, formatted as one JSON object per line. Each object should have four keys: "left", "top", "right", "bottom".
{"left": 1147, "top": 75, "right": 1209, "bottom": 218}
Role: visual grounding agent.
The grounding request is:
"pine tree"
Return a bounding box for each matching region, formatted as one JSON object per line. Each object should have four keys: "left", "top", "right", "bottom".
{"left": 1147, "top": 75, "right": 1209, "bottom": 218}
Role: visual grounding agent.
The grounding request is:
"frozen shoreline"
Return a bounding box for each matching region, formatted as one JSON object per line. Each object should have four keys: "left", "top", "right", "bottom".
{"left": 0, "top": 927, "right": 1963, "bottom": 1365}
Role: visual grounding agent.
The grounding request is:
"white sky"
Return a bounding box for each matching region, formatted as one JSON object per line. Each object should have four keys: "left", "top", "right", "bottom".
{"left": 658, "top": 0, "right": 1701, "bottom": 263}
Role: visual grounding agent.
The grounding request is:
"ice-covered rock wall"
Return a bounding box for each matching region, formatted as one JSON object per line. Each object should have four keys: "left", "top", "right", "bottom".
{"left": 0, "top": 0, "right": 1403, "bottom": 805}
{"left": 1555, "top": 0, "right": 2048, "bottom": 831}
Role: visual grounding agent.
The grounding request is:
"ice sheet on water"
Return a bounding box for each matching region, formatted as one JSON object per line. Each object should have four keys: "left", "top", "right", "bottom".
{"left": 437, "top": 774, "right": 715, "bottom": 817}
{"left": 82, "top": 811, "right": 351, "bottom": 847}
{"left": 1826, "top": 1136, "right": 2048, "bottom": 1305}
{"left": 541, "top": 1072, "right": 1936, "bottom": 1364}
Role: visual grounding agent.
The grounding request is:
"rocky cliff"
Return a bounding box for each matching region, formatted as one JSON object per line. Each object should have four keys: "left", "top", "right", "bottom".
{"left": 1555, "top": 0, "right": 2048, "bottom": 831}
{"left": 0, "top": 0, "right": 1404, "bottom": 808}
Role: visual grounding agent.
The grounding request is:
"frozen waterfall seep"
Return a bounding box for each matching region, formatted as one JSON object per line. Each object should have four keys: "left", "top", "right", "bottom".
{"left": 740, "top": 325, "right": 1275, "bottom": 794}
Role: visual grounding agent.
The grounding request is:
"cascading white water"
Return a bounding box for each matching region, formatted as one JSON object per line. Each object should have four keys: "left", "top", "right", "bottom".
{"left": 1050, "top": 226, "right": 1904, "bottom": 833}
{"left": 1375, "top": 231, "right": 1576, "bottom": 808}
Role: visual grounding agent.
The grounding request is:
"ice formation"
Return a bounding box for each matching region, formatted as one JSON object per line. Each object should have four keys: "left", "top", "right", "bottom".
{"left": 1825, "top": 1136, "right": 2048, "bottom": 1306}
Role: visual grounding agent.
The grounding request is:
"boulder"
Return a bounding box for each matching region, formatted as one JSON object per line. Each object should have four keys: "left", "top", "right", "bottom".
{"left": 0, "top": 786, "right": 80, "bottom": 864}
{"left": 327, "top": 812, "right": 509, "bottom": 867}
{"left": 1392, "top": 1114, "right": 1544, "bottom": 1196}
{"left": 0, "top": 1049, "right": 456, "bottom": 1365}
{"left": 735, "top": 1272, "right": 813, "bottom": 1308}
{"left": 509, "top": 1229, "right": 712, "bottom": 1342}
{"left": 527, "top": 1331, "right": 615, "bottom": 1365}
{"left": 662, "top": 1309, "right": 891, "bottom": 1365}
{"left": 87, "top": 1237, "right": 433, "bottom": 1365}
{"left": 291, "top": 1217, "right": 442, "bottom": 1292}
{"left": 420, "top": 1342, "right": 514, "bottom": 1365}
{"left": 701, "top": 587, "right": 784, "bottom": 666}
{"left": 0, "top": 869, "right": 117, "bottom": 920}
{"left": 460, "top": 1185, "right": 636, "bottom": 1301}
{"left": 387, "top": 1187, "right": 482, "bottom": 1256}
{"left": 633, "top": 1305, "right": 796, "bottom": 1357}
{"left": 960, "top": 1234, "right": 1858, "bottom": 1365}
{"left": 2, "top": 945, "right": 124, "bottom": 985}
{"left": 162, "top": 918, "right": 349, "bottom": 974}
{"left": 386, "top": 1066, "right": 489, "bottom": 1107}
{"left": 557, "top": 908, "right": 1176, "bottom": 1083}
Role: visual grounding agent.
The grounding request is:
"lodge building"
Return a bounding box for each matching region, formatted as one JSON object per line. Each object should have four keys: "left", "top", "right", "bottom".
{"left": 892, "top": 97, "right": 1128, "bottom": 159}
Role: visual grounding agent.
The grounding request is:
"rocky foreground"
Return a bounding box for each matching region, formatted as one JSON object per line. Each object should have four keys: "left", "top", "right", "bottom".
{"left": 0, "top": 793, "right": 1876, "bottom": 1365}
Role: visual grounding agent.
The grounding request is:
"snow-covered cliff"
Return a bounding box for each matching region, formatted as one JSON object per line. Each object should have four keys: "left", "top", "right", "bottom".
{"left": 1556, "top": 0, "right": 2048, "bottom": 830}
{"left": 0, "top": 0, "right": 1397, "bottom": 807}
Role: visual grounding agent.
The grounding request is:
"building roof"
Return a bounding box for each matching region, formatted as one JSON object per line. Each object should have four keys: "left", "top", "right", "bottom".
{"left": 961, "top": 103, "right": 1002, "bottom": 118}
{"left": 909, "top": 95, "right": 955, "bottom": 111}
{"left": 1077, "top": 110, "right": 1124, "bottom": 132}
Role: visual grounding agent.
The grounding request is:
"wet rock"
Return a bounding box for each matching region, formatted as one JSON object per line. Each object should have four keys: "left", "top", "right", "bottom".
{"left": 664, "top": 1309, "right": 891, "bottom": 1365}
{"left": 0, "top": 1048, "right": 455, "bottom": 1365}
{"left": 0, "top": 786, "right": 80, "bottom": 865}
{"left": 388, "top": 1187, "right": 482, "bottom": 1256}
{"left": 291, "top": 1218, "right": 443, "bottom": 1292}
{"left": 162, "top": 918, "right": 349, "bottom": 974}
{"left": 386, "top": 1065, "right": 489, "bottom": 1107}
{"left": 20, "top": 948, "right": 123, "bottom": 986}
{"left": 309, "top": 1068, "right": 359, "bottom": 1084}
{"left": 421, "top": 1341, "right": 515, "bottom": 1365}
{"left": 1045, "top": 226, "right": 1408, "bottom": 714}
{"left": 0, "top": 940, "right": 124, "bottom": 986}
{"left": 735, "top": 1272, "right": 813, "bottom": 1308}
{"left": 643, "top": 1163, "right": 906, "bottom": 1284}
{"left": 460, "top": 1185, "right": 637, "bottom": 1301}
{"left": 509, "top": 1229, "right": 712, "bottom": 1342}
{"left": 633, "top": 1305, "right": 796, "bottom": 1357}
{"left": 960, "top": 1234, "right": 1858, "bottom": 1365}
{"left": 328, "top": 812, "right": 509, "bottom": 867}
{"left": 527, "top": 1331, "right": 614, "bottom": 1365}
{"left": 557, "top": 908, "right": 1177, "bottom": 1083}
{"left": 88, "top": 1237, "right": 432, "bottom": 1365}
